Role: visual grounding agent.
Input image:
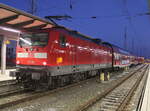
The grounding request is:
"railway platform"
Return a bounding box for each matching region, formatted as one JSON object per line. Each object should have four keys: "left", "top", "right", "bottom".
{"left": 0, "top": 69, "right": 16, "bottom": 81}
{"left": 140, "top": 66, "right": 150, "bottom": 111}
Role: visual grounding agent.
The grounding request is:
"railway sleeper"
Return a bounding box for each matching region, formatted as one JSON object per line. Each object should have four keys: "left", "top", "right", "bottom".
{"left": 100, "top": 105, "right": 118, "bottom": 110}
{"left": 102, "top": 99, "right": 121, "bottom": 103}
{"left": 103, "top": 102, "right": 121, "bottom": 106}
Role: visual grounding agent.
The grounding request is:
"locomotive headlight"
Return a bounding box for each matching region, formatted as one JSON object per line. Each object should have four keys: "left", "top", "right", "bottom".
{"left": 16, "top": 60, "right": 20, "bottom": 64}
{"left": 43, "top": 61, "right": 47, "bottom": 66}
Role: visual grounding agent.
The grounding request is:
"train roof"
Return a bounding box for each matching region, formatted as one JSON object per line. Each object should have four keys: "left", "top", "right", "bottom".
{"left": 52, "top": 27, "right": 106, "bottom": 46}
{"left": 102, "top": 42, "right": 131, "bottom": 56}
{"left": 111, "top": 44, "right": 131, "bottom": 55}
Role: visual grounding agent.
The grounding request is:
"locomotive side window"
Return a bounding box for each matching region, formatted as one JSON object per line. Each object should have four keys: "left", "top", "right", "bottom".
{"left": 59, "top": 34, "right": 66, "bottom": 47}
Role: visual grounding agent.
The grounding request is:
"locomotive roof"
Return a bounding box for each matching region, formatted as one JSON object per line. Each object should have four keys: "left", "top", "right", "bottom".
{"left": 52, "top": 27, "right": 105, "bottom": 45}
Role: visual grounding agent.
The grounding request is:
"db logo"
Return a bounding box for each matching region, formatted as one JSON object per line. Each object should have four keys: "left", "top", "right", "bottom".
{"left": 29, "top": 53, "right": 34, "bottom": 57}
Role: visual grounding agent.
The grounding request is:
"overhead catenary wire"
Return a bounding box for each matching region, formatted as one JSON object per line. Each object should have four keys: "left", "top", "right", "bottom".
{"left": 28, "top": 0, "right": 37, "bottom": 15}
{"left": 122, "top": 0, "right": 140, "bottom": 55}
{"left": 45, "top": 12, "right": 150, "bottom": 21}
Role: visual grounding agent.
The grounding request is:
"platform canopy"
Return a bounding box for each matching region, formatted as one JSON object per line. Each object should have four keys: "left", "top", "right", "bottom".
{"left": 0, "top": 3, "right": 56, "bottom": 75}
{"left": 0, "top": 3, "right": 55, "bottom": 33}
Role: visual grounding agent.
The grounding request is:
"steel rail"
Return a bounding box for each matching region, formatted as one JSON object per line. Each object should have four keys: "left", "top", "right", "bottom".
{"left": 0, "top": 80, "right": 16, "bottom": 87}
{"left": 0, "top": 88, "right": 29, "bottom": 98}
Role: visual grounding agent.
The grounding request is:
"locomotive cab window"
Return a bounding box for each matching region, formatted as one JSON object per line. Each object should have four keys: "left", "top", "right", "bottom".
{"left": 59, "top": 34, "right": 66, "bottom": 47}
{"left": 19, "top": 33, "right": 48, "bottom": 47}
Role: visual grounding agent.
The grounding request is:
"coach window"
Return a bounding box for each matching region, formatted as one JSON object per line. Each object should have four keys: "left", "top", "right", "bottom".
{"left": 59, "top": 34, "right": 66, "bottom": 47}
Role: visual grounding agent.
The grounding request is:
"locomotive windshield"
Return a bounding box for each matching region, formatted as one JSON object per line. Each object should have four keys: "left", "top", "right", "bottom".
{"left": 19, "top": 33, "right": 48, "bottom": 47}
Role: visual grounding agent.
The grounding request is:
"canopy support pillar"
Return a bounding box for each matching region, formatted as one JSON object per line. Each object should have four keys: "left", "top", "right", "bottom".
{"left": 1, "top": 36, "right": 7, "bottom": 75}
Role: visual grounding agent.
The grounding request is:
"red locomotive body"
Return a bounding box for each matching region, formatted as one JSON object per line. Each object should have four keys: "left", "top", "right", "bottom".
{"left": 17, "top": 28, "right": 112, "bottom": 67}
{"left": 16, "top": 28, "right": 112, "bottom": 76}
{"left": 10, "top": 27, "right": 143, "bottom": 88}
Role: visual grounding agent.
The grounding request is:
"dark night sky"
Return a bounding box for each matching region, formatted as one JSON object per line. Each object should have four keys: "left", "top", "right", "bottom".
{"left": 0, "top": 0, "right": 150, "bottom": 58}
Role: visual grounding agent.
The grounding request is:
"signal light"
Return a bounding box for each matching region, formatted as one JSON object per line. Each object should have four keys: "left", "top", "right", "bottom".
{"left": 16, "top": 60, "right": 20, "bottom": 64}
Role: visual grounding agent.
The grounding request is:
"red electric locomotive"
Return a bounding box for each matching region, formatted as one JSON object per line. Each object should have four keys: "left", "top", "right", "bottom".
{"left": 10, "top": 27, "right": 141, "bottom": 88}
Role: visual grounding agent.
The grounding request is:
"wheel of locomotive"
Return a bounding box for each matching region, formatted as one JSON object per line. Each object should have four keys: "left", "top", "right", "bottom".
{"left": 48, "top": 76, "right": 56, "bottom": 89}
{"left": 57, "top": 76, "right": 65, "bottom": 87}
{"left": 31, "top": 80, "right": 39, "bottom": 90}
{"left": 69, "top": 74, "right": 74, "bottom": 84}
{"left": 72, "top": 73, "right": 80, "bottom": 83}
{"left": 84, "top": 72, "right": 89, "bottom": 79}
{"left": 79, "top": 72, "right": 85, "bottom": 81}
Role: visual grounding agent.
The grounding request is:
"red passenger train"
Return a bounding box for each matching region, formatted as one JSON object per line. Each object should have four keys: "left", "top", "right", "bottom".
{"left": 10, "top": 27, "right": 144, "bottom": 88}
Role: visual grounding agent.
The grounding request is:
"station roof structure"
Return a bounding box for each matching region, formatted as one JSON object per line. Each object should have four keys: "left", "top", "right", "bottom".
{"left": 0, "top": 3, "right": 95, "bottom": 40}
{"left": 0, "top": 3, "right": 55, "bottom": 31}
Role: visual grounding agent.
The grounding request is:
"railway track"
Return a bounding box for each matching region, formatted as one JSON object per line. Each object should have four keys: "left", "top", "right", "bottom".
{"left": 0, "top": 75, "right": 99, "bottom": 109}
{"left": 0, "top": 65, "right": 145, "bottom": 110}
{"left": 0, "top": 87, "right": 28, "bottom": 98}
{"left": 0, "top": 80, "right": 25, "bottom": 98}
{"left": 73, "top": 65, "right": 148, "bottom": 111}
{"left": 0, "top": 80, "right": 17, "bottom": 87}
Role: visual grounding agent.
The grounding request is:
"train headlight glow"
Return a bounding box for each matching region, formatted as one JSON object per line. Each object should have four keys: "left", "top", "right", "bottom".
{"left": 16, "top": 60, "right": 20, "bottom": 64}
{"left": 43, "top": 62, "right": 47, "bottom": 66}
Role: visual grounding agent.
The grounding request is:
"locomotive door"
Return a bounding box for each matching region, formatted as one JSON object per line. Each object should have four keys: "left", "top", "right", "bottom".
{"left": 67, "top": 35, "right": 77, "bottom": 67}
{"left": 72, "top": 38, "right": 77, "bottom": 66}
{"left": 65, "top": 34, "right": 75, "bottom": 66}
{"left": 57, "top": 33, "right": 70, "bottom": 65}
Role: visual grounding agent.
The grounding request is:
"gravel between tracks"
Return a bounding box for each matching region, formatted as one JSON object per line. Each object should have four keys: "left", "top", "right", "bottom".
{"left": 1, "top": 66, "right": 141, "bottom": 111}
